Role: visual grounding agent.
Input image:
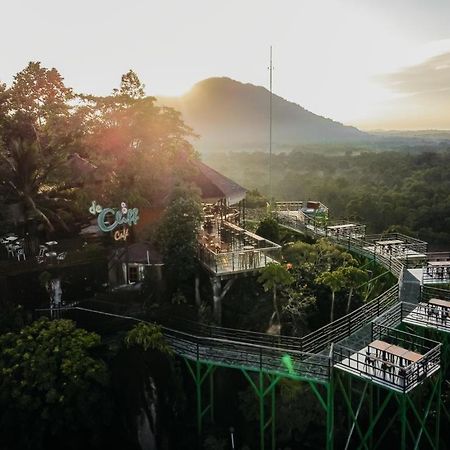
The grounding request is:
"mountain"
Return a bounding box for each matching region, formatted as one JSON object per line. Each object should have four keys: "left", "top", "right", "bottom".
{"left": 157, "top": 77, "right": 368, "bottom": 152}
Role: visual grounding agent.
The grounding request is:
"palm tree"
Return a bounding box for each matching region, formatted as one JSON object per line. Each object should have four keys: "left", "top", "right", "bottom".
{"left": 0, "top": 139, "right": 75, "bottom": 234}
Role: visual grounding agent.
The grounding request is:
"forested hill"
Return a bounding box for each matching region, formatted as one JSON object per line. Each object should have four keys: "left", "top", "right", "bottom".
{"left": 158, "top": 77, "right": 367, "bottom": 152}
{"left": 206, "top": 149, "right": 450, "bottom": 250}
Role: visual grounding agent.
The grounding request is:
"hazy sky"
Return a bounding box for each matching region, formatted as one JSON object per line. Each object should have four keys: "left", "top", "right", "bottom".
{"left": 2, "top": 0, "right": 450, "bottom": 130}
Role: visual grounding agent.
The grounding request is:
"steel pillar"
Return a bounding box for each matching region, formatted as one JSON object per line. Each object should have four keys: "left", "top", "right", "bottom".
{"left": 308, "top": 376, "right": 335, "bottom": 450}
{"left": 184, "top": 358, "right": 216, "bottom": 437}
{"left": 335, "top": 369, "right": 442, "bottom": 449}
{"left": 241, "top": 369, "right": 280, "bottom": 450}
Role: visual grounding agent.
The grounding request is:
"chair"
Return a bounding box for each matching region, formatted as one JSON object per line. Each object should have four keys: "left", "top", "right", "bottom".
{"left": 6, "top": 244, "right": 15, "bottom": 258}
{"left": 16, "top": 247, "right": 26, "bottom": 261}
{"left": 57, "top": 252, "right": 67, "bottom": 262}
{"left": 39, "top": 245, "right": 48, "bottom": 257}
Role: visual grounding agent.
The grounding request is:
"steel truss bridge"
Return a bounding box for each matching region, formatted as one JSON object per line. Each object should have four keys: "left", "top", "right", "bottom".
{"left": 37, "top": 204, "right": 450, "bottom": 450}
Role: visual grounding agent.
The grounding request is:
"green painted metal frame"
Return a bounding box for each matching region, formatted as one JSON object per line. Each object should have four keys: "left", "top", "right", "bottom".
{"left": 401, "top": 311, "right": 450, "bottom": 436}
{"left": 335, "top": 369, "right": 442, "bottom": 450}
{"left": 184, "top": 357, "right": 216, "bottom": 436}
{"left": 241, "top": 369, "right": 280, "bottom": 450}
{"left": 308, "top": 373, "right": 335, "bottom": 450}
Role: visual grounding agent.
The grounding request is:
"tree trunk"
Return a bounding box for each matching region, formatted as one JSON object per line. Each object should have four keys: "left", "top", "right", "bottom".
{"left": 346, "top": 287, "right": 354, "bottom": 315}
{"left": 330, "top": 290, "right": 335, "bottom": 323}
{"left": 195, "top": 275, "right": 201, "bottom": 307}
{"left": 273, "top": 285, "right": 280, "bottom": 325}
{"left": 212, "top": 277, "right": 222, "bottom": 324}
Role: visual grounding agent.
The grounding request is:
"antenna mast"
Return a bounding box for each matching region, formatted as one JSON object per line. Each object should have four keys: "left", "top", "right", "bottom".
{"left": 269, "top": 45, "right": 273, "bottom": 203}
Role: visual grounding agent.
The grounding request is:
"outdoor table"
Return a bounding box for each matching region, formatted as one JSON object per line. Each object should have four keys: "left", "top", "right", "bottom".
{"left": 375, "top": 239, "right": 404, "bottom": 246}
{"left": 386, "top": 344, "right": 410, "bottom": 365}
{"left": 403, "top": 350, "right": 424, "bottom": 380}
{"left": 368, "top": 340, "right": 392, "bottom": 359}
{"left": 45, "top": 251, "right": 57, "bottom": 261}
{"left": 327, "top": 224, "right": 356, "bottom": 230}
{"left": 244, "top": 230, "right": 266, "bottom": 243}
{"left": 403, "top": 350, "right": 422, "bottom": 363}
{"left": 5, "top": 236, "right": 18, "bottom": 241}
{"left": 429, "top": 298, "right": 450, "bottom": 309}
{"left": 45, "top": 241, "right": 58, "bottom": 248}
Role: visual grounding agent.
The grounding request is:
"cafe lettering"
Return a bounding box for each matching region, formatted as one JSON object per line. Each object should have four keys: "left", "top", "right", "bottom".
{"left": 89, "top": 201, "right": 139, "bottom": 235}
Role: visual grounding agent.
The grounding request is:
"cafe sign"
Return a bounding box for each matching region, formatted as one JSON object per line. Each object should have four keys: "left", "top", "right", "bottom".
{"left": 89, "top": 201, "right": 139, "bottom": 241}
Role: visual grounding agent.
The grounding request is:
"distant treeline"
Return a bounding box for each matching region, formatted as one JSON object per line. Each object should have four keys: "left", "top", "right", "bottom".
{"left": 206, "top": 147, "right": 450, "bottom": 249}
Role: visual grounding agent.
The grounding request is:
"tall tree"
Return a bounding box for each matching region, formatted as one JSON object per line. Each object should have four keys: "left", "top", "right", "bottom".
{"left": 0, "top": 138, "right": 75, "bottom": 232}
{"left": 82, "top": 70, "right": 198, "bottom": 205}
{"left": 0, "top": 62, "right": 82, "bottom": 233}
{"left": 341, "top": 266, "right": 369, "bottom": 314}
{"left": 258, "top": 262, "right": 294, "bottom": 328}
{"left": 0, "top": 318, "right": 111, "bottom": 450}
{"left": 157, "top": 185, "right": 203, "bottom": 295}
{"left": 315, "top": 268, "right": 347, "bottom": 322}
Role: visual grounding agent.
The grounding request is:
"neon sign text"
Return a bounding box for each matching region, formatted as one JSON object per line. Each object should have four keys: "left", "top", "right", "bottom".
{"left": 89, "top": 201, "right": 140, "bottom": 233}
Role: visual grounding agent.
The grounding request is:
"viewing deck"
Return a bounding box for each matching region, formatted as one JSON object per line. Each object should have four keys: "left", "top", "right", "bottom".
{"left": 275, "top": 200, "right": 329, "bottom": 229}
{"left": 422, "top": 261, "right": 450, "bottom": 284}
{"left": 334, "top": 324, "right": 441, "bottom": 393}
{"left": 403, "top": 299, "right": 450, "bottom": 333}
{"left": 197, "top": 219, "right": 280, "bottom": 276}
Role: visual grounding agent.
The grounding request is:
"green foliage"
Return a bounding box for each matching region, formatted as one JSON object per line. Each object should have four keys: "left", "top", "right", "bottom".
{"left": 125, "top": 322, "right": 172, "bottom": 354}
{"left": 256, "top": 215, "right": 280, "bottom": 242}
{"left": 258, "top": 262, "right": 294, "bottom": 292}
{"left": 0, "top": 62, "right": 200, "bottom": 235}
{"left": 245, "top": 188, "right": 268, "bottom": 208}
{"left": 258, "top": 262, "right": 294, "bottom": 326}
{"left": 158, "top": 184, "right": 203, "bottom": 289}
{"left": 281, "top": 239, "right": 371, "bottom": 328}
{"left": 0, "top": 318, "right": 111, "bottom": 449}
{"left": 0, "top": 62, "right": 82, "bottom": 232}
{"left": 82, "top": 71, "right": 198, "bottom": 206}
{"left": 0, "top": 302, "right": 28, "bottom": 334}
{"left": 206, "top": 148, "right": 450, "bottom": 247}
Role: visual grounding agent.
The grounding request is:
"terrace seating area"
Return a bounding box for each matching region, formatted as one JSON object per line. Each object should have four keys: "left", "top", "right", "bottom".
{"left": 326, "top": 223, "right": 366, "bottom": 239}
{"left": 1, "top": 233, "right": 68, "bottom": 265}
{"left": 276, "top": 200, "right": 329, "bottom": 230}
{"left": 333, "top": 324, "right": 440, "bottom": 393}
{"left": 1, "top": 234, "right": 27, "bottom": 261}
{"left": 423, "top": 261, "right": 450, "bottom": 283}
{"left": 404, "top": 298, "right": 450, "bottom": 332}
{"left": 362, "top": 233, "right": 428, "bottom": 265}
{"left": 197, "top": 204, "right": 280, "bottom": 275}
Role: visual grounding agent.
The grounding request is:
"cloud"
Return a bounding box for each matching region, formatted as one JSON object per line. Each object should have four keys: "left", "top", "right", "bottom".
{"left": 368, "top": 52, "right": 450, "bottom": 129}
{"left": 379, "top": 52, "right": 450, "bottom": 96}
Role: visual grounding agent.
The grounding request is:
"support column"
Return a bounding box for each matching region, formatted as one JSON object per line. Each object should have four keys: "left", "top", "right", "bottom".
{"left": 308, "top": 379, "right": 334, "bottom": 450}
{"left": 184, "top": 358, "right": 216, "bottom": 437}
{"left": 242, "top": 370, "right": 280, "bottom": 450}
{"left": 211, "top": 276, "right": 235, "bottom": 324}
{"left": 326, "top": 374, "right": 334, "bottom": 450}
{"left": 337, "top": 369, "right": 441, "bottom": 450}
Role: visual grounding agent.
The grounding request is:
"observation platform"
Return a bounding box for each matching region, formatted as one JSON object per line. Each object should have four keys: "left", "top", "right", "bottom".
{"left": 422, "top": 261, "right": 450, "bottom": 284}
{"left": 334, "top": 325, "right": 441, "bottom": 393}
{"left": 403, "top": 299, "right": 450, "bottom": 333}
{"left": 197, "top": 219, "right": 280, "bottom": 277}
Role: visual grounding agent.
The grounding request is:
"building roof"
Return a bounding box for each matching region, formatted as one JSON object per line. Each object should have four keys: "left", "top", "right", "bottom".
{"left": 116, "top": 242, "right": 163, "bottom": 265}
{"left": 192, "top": 160, "right": 246, "bottom": 205}
{"left": 66, "top": 153, "right": 100, "bottom": 183}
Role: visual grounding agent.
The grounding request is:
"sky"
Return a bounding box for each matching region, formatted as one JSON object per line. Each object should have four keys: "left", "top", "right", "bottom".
{"left": 1, "top": 0, "right": 450, "bottom": 130}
